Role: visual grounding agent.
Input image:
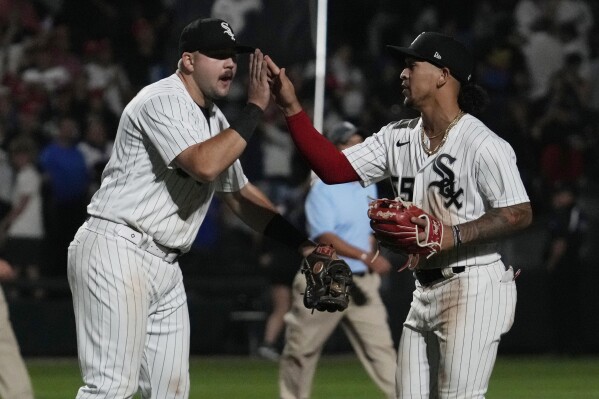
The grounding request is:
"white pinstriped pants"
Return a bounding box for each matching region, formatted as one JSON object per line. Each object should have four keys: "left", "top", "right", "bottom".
{"left": 397, "top": 261, "right": 516, "bottom": 399}
{"left": 67, "top": 220, "right": 190, "bottom": 398}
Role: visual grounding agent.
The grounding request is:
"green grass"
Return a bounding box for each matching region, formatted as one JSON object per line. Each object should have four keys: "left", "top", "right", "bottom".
{"left": 28, "top": 355, "right": 599, "bottom": 398}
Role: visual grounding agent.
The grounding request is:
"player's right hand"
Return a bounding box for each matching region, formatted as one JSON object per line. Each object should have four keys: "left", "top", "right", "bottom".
{"left": 264, "top": 55, "right": 303, "bottom": 116}
{"left": 247, "top": 49, "right": 271, "bottom": 111}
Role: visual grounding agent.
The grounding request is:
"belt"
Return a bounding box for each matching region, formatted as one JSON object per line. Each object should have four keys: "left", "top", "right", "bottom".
{"left": 86, "top": 217, "right": 180, "bottom": 263}
{"left": 115, "top": 224, "right": 180, "bottom": 263}
{"left": 414, "top": 266, "right": 465, "bottom": 286}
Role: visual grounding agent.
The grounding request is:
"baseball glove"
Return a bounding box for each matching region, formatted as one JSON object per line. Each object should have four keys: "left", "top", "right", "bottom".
{"left": 301, "top": 244, "right": 353, "bottom": 312}
{"left": 368, "top": 198, "right": 444, "bottom": 270}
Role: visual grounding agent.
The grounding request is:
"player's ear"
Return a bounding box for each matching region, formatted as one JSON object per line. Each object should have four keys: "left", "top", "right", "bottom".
{"left": 437, "top": 67, "right": 450, "bottom": 87}
{"left": 180, "top": 52, "right": 195, "bottom": 72}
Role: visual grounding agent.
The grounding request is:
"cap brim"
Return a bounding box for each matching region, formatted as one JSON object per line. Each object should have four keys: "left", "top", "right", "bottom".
{"left": 386, "top": 45, "right": 443, "bottom": 68}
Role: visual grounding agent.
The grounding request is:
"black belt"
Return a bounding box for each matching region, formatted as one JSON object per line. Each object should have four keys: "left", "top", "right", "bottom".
{"left": 414, "top": 266, "right": 465, "bottom": 286}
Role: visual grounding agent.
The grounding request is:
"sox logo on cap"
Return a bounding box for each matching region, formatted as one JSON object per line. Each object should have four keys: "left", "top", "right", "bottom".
{"left": 221, "top": 22, "right": 235, "bottom": 41}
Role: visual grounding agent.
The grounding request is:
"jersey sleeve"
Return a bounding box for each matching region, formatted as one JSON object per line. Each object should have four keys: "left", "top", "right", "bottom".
{"left": 476, "top": 138, "right": 530, "bottom": 208}
{"left": 343, "top": 123, "right": 394, "bottom": 187}
{"left": 137, "top": 93, "right": 206, "bottom": 166}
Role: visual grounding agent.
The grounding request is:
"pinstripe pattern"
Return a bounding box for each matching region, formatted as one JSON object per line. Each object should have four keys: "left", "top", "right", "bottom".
{"left": 344, "top": 114, "right": 529, "bottom": 269}
{"left": 343, "top": 113, "right": 527, "bottom": 397}
{"left": 87, "top": 74, "right": 247, "bottom": 252}
{"left": 68, "top": 219, "right": 190, "bottom": 398}
{"left": 68, "top": 73, "right": 247, "bottom": 398}
{"left": 397, "top": 262, "right": 516, "bottom": 398}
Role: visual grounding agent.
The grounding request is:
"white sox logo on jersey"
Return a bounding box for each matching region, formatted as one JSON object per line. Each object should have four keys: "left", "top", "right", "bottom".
{"left": 428, "top": 153, "right": 464, "bottom": 209}
{"left": 221, "top": 22, "right": 236, "bottom": 41}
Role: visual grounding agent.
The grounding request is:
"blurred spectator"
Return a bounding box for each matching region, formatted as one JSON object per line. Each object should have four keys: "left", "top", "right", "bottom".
{"left": 533, "top": 51, "right": 589, "bottom": 202}
{"left": 520, "top": 17, "right": 564, "bottom": 122}
{"left": 514, "top": 0, "right": 553, "bottom": 39}
{"left": 82, "top": 87, "right": 119, "bottom": 138}
{"left": 47, "top": 23, "right": 83, "bottom": 80}
{"left": 21, "top": 42, "right": 71, "bottom": 92}
{"left": 0, "top": 146, "right": 11, "bottom": 221}
{"left": 123, "top": 17, "right": 168, "bottom": 92}
{"left": 327, "top": 43, "right": 366, "bottom": 124}
{"left": 84, "top": 38, "right": 133, "bottom": 118}
{"left": 588, "top": 32, "right": 599, "bottom": 113}
{"left": 543, "top": 182, "right": 589, "bottom": 355}
{"left": 77, "top": 115, "right": 113, "bottom": 196}
{"left": 0, "top": 136, "right": 44, "bottom": 298}
{"left": 554, "top": 0, "right": 594, "bottom": 40}
{"left": 39, "top": 116, "right": 88, "bottom": 279}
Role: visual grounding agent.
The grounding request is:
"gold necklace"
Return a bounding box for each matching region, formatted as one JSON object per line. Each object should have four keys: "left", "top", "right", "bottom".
{"left": 420, "top": 110, "right": 465, "bottom": 156}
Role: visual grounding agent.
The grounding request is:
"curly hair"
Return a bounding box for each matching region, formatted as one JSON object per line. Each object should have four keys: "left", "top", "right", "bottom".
{"left": 458, "top": 83, "right": 490, "bottom": 116}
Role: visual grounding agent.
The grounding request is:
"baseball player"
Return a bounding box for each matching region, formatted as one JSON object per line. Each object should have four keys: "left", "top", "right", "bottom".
{"left": 67, "top": 18, "right": 314, "bottom": 398}
{"left": 266, "top": 32, "right": 532, "bottom": 398}
{"left": 0, "top": 258, "right": 34, "bottom": 399}
{"left": 279, "top": 121, "right": 396, "bottom": 399}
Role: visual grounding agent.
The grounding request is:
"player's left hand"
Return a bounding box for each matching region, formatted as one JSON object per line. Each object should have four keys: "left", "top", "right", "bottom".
{"left": 368, "top": 198, "right": 448, "bottom": 269}
{"left": 301, "top": 244, "right": 352, "bottom": 312}
{"left": 410, "top": 216, "right": 453, "bottom": 252}
{"left": 247, "top": 49, "right": 270, "bottom": 111}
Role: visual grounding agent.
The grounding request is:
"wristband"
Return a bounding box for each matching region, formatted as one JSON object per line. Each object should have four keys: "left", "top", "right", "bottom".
{"left": 229, "top": 103, "right": 263, "bottom": 142}
{"left": 263, "top": 214, "right": 309, "bottom": 250}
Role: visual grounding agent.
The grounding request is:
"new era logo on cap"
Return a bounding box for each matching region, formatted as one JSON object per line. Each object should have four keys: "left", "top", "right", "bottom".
{"left": 434, "top": 51, "right": 442, "bottom": 59}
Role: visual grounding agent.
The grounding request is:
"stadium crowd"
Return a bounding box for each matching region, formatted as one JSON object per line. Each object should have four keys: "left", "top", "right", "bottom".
{"left": 0, "top": 1, "right": 597, "bottom": 356}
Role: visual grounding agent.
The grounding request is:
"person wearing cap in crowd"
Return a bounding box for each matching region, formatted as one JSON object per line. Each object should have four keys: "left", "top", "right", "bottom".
{"left": 67, "top": 17, "right": 316, "bottom": 398}
{"left": 279, "top": 121, "right": 396, "bottom": 399}
{"left": 267, "top": 31, "right": 532, "bottom": 397}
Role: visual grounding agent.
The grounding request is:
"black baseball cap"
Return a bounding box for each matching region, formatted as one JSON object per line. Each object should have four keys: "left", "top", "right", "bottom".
{"left": 387, "top": 32, "right": 473, "bottom": 83}
{"left": 326, "top": 121, "right": 359, "bottom": 145}
{"left": 178, "top": 18, "right": 254, "bottom": 56}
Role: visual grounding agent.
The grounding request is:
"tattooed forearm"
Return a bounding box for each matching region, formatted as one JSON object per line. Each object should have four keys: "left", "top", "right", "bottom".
{"left": 458, "top": 202, "right": 533, "bottom": 245}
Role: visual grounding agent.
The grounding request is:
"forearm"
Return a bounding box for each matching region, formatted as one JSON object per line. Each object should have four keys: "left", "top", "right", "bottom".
{"left": 175, "top": 104, "right": 263, "bottom": 183}
{"left": 457, "top": 202, "right": 533, "bottom": 246}
{"left": 175, "top": 129, "right": 247, "bottom": 183}
{"left": 220, "top": 185, "right": 312, "bottom": 254}
{"left": 286, "top": 111, "right": 360, "bottom": 184}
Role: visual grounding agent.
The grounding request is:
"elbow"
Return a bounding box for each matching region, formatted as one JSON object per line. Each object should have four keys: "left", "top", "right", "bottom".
{"left": 194, "top": 167, "right": 220, "bottom": 183}
{"left": 522, "top": 209, "right": 533, "bottom": 229}
{"left": 509, "top": 202, "right": 533, "bottom": 230}
{"left": 180, "top": 164, "right": 220, "bottom": 183}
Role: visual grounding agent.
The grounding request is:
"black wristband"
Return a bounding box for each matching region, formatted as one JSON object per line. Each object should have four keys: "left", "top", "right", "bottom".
{"left": 263, "top": 214, "right": 309, "bottom": 250}
{"left": 230, "top": 103, "right": 263, "bottom": 142}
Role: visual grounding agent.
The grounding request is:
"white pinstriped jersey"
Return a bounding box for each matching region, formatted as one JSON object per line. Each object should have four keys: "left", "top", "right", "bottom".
{"left": 344, "top": 114, "right": 529, "bottom": 269}
{"left": 87, "top": 73, "right": 248, "bottom": 252}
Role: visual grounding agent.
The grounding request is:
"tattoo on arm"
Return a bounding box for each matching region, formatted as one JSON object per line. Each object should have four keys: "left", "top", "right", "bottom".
{"left": 459, "top": 202, "right": 532, "bottom": 245}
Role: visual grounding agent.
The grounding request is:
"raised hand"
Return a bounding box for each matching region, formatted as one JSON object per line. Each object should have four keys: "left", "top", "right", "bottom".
{"left": 247, "top": 49, "right": 271, "bottom": 110}
{"left": 264, "top": 55, "right": 303, "bottom": 116}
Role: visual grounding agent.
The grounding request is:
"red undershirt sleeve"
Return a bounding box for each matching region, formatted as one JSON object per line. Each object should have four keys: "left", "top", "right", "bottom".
{"left": 285, "top": 110, "right": 361, "bottom": 184}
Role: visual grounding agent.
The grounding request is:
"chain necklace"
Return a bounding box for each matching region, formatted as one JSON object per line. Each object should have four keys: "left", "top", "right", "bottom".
{"left": 420, "top": 110, "right": 465, "bottom": 156}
